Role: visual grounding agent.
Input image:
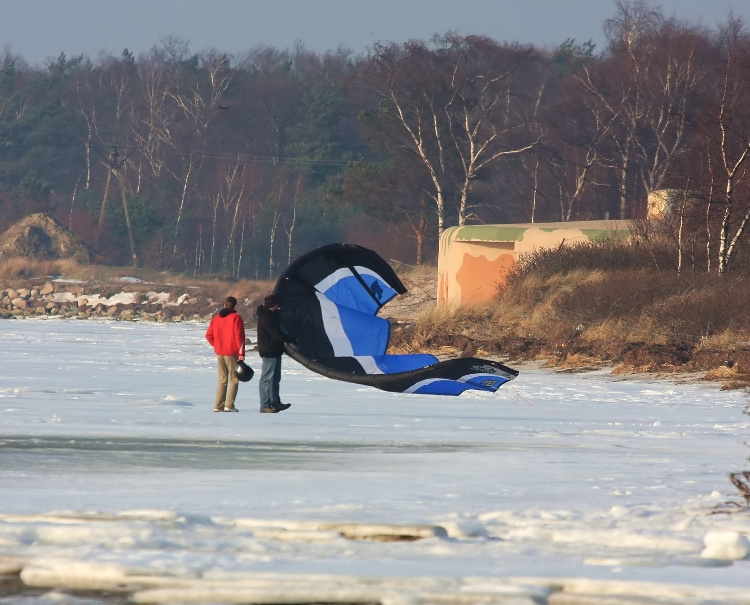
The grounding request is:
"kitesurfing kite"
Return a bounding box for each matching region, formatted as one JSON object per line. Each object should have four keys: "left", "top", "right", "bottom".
{"left": 274, "top": 243, "right": 518, "bottom": 396}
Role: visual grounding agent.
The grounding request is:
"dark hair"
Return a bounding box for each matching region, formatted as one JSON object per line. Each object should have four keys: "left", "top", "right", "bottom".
{"left": 264, "top": 294, "right": 277, "bottom": 307}
{"left": 225, "top": 296, "right": 237, "bottom": 308}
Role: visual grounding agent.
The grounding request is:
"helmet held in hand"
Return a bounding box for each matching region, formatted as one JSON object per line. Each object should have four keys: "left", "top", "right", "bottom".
{"left": 235, "top": 360, "right": 254, "bottom": 382}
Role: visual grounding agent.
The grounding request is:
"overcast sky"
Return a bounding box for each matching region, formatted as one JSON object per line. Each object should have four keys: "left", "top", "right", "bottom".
{"left": 0, "top": 0, "right": 747, "bottom": 66}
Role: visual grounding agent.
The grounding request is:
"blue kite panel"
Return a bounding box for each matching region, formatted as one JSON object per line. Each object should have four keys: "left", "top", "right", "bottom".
{"left": 372, "top": 354, "right": 439, "bottom": 374}
{"left": 338, "top": 306, "right": 390, "bottom": 355}
{"left": 320, "top": 272, "right": 398, "bottom": 314}
{"left": 409, "top": 379, "right": 473, "bottom": 396}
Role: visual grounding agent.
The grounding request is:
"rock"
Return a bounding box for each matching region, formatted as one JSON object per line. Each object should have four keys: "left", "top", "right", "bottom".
{"left": 40, "top": 283, "right": 54, "bottom": 295}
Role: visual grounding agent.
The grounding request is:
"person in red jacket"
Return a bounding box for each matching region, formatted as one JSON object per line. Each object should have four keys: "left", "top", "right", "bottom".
{"left": 205, "top": 296, "right": 246, "bottom": 412}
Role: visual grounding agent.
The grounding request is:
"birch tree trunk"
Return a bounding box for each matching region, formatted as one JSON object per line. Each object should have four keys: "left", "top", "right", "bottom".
{"left": 712, "top": 18, "right": 750, "bottom": 274}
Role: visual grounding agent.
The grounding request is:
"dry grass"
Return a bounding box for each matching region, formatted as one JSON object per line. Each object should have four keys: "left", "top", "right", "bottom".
{"left": 403, "top": 305, "right": 487, "bottom": 352}
{"left": 498, "top": 262, "right": 750, "bottom": 349}
{"left": 505, "top": 236, "right": 675, "bottom": 282}
{"left": 493, "top": 268, "right": 609, "bottom": 340}
{"left": 0, "top": 257, "right": 168, "bottom": 282}
{"left": 696, "top": 330, "right": 750, "bottom": 352}
{"left": 0, "top": 258, "right": 79, "bottom": 280}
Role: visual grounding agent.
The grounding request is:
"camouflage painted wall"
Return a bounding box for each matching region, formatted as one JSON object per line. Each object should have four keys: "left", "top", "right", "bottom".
{"left": 437, "top": 221, "right": 631, "bottom": 306}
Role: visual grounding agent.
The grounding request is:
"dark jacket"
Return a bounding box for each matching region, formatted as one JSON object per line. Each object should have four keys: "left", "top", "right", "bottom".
{"left": 256, "top": 304, "right": 286, "bottom": 358}
{"left": 206, "top": 308, "right": 246, "bottom": 358}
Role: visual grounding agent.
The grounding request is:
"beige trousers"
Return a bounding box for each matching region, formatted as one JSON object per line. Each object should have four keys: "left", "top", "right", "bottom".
{"left": 214, "top": 355, "right": 239, "bottom": 410}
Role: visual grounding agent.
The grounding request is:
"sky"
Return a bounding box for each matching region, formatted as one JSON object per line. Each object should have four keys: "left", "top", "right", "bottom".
{"left": 0, "top": 0, "right": 747, "bottom": 66}
{"left": 1, "top": 317, "right": 749, "bottom": 603}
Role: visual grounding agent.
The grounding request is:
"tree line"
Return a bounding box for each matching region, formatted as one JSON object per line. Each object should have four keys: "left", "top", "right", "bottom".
{"left": 1, "top": 0, "right": 749, "bottom": 276}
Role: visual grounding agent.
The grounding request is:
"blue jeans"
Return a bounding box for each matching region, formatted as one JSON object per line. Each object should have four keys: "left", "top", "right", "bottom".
{"left": 259, "top": 356, "right": 282, "bottom": 409}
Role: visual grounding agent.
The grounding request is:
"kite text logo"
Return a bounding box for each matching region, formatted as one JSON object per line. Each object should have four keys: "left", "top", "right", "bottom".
{"left": 470, "top": 365, "right": 499, "bottom": 374}
{"left": 370, "top": 280, "right": 384, "bottom": 300}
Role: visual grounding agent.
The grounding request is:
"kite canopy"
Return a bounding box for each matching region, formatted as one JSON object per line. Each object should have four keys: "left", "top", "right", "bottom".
{"left": 274, "top": 243, "right": 518, "bottom": 396}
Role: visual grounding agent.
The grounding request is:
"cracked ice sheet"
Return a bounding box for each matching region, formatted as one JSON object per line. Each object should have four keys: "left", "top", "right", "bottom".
{"left": 0, "top": 318, "right": 748, "bottom": 601}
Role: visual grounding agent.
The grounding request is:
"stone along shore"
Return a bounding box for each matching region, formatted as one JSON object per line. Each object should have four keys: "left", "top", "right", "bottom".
{"left": 1, "top": 281, "right": 220, "bottom": 322}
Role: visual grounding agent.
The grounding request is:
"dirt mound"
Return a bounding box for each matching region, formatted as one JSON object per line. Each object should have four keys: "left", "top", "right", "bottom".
{"left": 0, "top": 214, "right": 92, "bottom": 262}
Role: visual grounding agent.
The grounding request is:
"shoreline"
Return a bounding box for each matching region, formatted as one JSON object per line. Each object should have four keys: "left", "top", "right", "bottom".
{"left": 4, "top": 280, "right": 750, "bottom": 393}
{"left": 1, "top": 280, "right": 229, "bottom": 323}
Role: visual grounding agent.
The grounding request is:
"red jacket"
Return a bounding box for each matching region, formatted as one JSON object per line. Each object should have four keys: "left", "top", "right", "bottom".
{"left": 206, "top": 308, "right": 246, "bottom": 359}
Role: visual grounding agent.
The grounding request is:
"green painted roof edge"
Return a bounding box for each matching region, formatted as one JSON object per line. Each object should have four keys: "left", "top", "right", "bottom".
{"left": 448, "top": 225, "right": 532, "bottom": 242}
{"left": 446, "top": 222, "right": 631, "bottom": 243}
{"left": 581, "top": 228, "right": 631, "bottom": 241}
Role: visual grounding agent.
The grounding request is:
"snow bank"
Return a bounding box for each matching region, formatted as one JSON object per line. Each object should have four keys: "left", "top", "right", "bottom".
{"left": 0, "top": 319, "right": 748, "bottom": 603}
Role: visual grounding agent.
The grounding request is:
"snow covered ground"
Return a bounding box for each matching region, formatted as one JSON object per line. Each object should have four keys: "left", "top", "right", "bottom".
{"left": 1, "top": 318, "right": 749, "bottom": 604}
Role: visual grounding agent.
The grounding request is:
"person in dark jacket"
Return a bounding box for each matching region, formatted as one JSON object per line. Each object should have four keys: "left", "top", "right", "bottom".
{"left": 256, "top": 294, "right": 291, "bottom": 414}
{"left": 205, "top": 296, "right": 246, "bottom": 412}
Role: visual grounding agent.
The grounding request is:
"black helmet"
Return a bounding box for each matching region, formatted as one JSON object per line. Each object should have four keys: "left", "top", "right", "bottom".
{"left": 235, "top": 360, "right": 254, "bottom": 382}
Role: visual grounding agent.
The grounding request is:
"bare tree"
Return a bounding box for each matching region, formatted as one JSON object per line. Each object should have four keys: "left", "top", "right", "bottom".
{"left": 542, "top": 65, "right": 614, "bottom": 221}
{"left": 575, "top": 1, "right": 657, "bottom": 218}
{"left": 361, "top": 40, "right": 451, "bottom": 233}
{"left": 702, "top": 16, "right": 750, "bottom": 274}
{"left": 70, "top": 64, "right": 100, "bottom": 190}
{"left": 361, "top": 35, "right": 540, "bottom": 235}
